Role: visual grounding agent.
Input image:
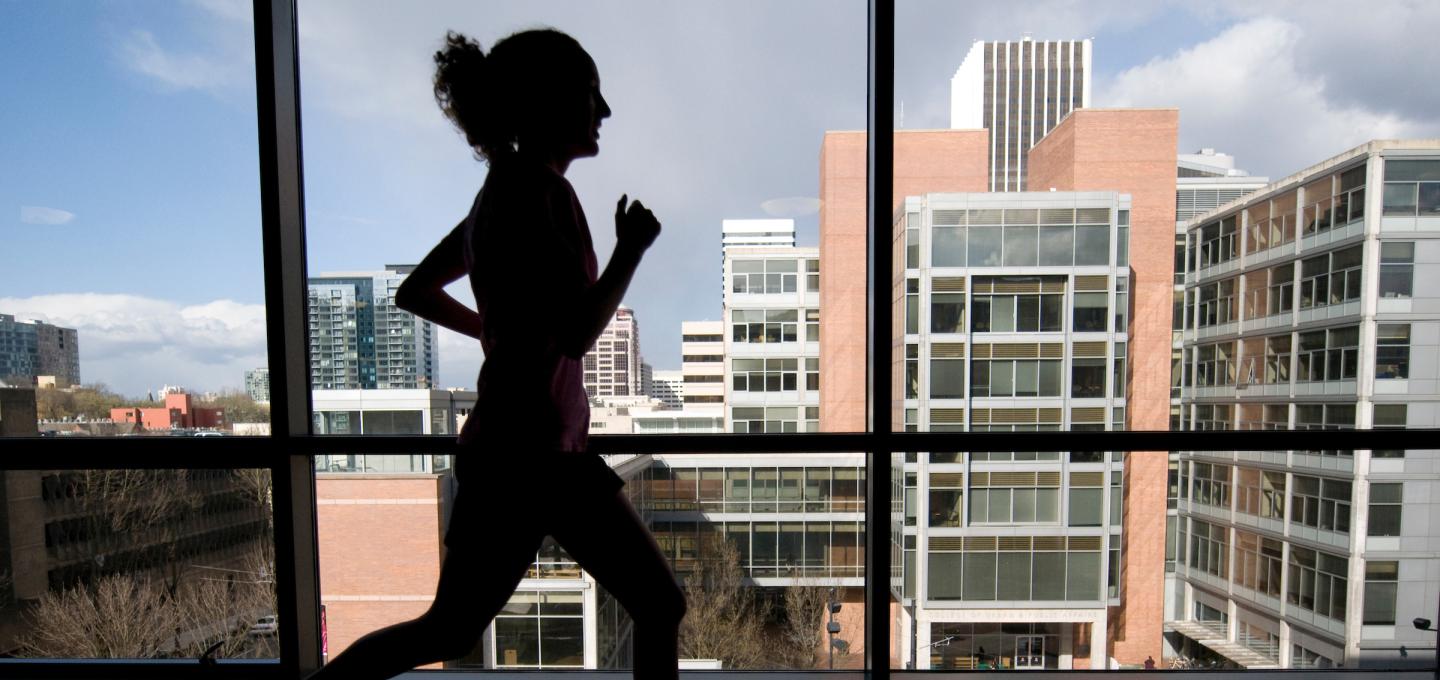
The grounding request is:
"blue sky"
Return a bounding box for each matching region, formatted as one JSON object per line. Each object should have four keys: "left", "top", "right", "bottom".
{"left": 4, "top": 0, "right": 1438, "bottom": 398}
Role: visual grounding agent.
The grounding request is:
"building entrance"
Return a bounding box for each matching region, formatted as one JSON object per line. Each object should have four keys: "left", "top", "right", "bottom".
{"left": 1014, "top": 635, "right": 1045, "bottom": 669}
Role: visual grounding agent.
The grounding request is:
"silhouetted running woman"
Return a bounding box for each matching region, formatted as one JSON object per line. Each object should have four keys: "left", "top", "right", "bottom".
{"left": 306, "top": 29, "right": 683, "bottom": 680}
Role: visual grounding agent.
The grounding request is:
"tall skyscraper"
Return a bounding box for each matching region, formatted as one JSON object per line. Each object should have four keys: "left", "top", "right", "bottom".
{"left": 582, "top": 306, "right": 643, "bottom": 398}
{"left": 951, "top": 38, "right": 1092, "bottom": 192}
{"left": 307, "top": 265, "right": 436, "bottom": 390}
{"left": 0, "top": 314, "right": 79, "bottom": 388}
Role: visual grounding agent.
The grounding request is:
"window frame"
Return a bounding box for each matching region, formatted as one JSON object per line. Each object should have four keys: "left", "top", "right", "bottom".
{"left": 6, "top": 3, "right": 1439, "bottom": 680}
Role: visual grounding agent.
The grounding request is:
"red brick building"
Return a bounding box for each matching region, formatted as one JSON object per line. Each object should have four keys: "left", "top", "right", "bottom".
{"left": 109, "top": 391, "right": 226, "bottom": 431}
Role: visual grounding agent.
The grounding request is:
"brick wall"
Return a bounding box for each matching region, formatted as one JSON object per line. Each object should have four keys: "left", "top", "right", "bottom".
{"left": 1028, "top": 108, "right": 1178, "bottom": 664}
{"left": 316, "top": 474, "right": 447, "bottom": 665}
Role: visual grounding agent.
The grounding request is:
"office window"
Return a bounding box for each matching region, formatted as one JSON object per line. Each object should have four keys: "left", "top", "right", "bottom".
{"left": 1299, "top": 245, "right": 1362, "bottom": 309}
{"left": 1367, "top": 483, "right": 1403, "bottom": 537}
{"left": 731, "top": 358, "right": 798, "bottom": 392}
{"left": 1287, "top": 547, "right": 1349, "bottom": 621}
{"left": 731, "top": 309, "right": 799, "bottom": 343}
{"left": 1376, "top": 324, "right": 1410, "bottom": 379}
{"left": 933, "top": 224, "right": 965, "bottom": 266}
{"left": 1068, "top": 488, "right": 1103, "bottom": 527}
{"left": 1265, "top": 262, "right": 1295, "bottom": 316}
{"left": 1302, "top": 174, "right": 1335, "bottom": 235}
{"left": 1195, "top": 341, "right": 1236, "bottom": 387}
{"left": 1073, "top": 292, "right": 1108, "bottom": 332}
{"left": 906, "top": 212, "right": 921, "bottom": 268}
{"left": 970, "top": 487, "right": 1060, "bottom": 524}
{"left": 1188, "top": 519, "right": 1229, "bottom": 578}
{"left": 1191, "top": 462, "right": 1232, "bottom": 510}
{"left": 1234, "top": 530, "right": 1284, "bottom": 598}
{"left": 930, "top": 354, "right": 966, "bottom": 399}
{"left": 1379, "top": 242, "right": 1415, "bottom": 298}
{"left": 1291, "top": 475, "right": 1352, "bottom": 532}
{"left": 1236, "top": 468, "right": 1286, "bottom": 520}
{"left": 1295, "top": 403, "right": 1356, "bottom": 429}
{"left": 1383, "top": 158, "right": 1440, "bottom": 215}
{"left": 971, "top": 359, "right": 1062, "bottom": 397}
{"left": 1337, "top": 164, "right": 1366, "bottom": 225}
{"left": 1296, "top": 326, "right": 1359, "bottom": 382}
{"left": 931, "top": 293, "right": 965, "bottom": 334}
{"left": 906, "top": 278, "right": 920, "bottom": 334}
{"left": 1374, "top": 404, "right": 1408, "bottom": 430}
{"left": 1198, "top": 217, "right": 1238, "bottom": 267}
{"left": 1071, "top": 358, "right": 1105, "bottom": 398}
{"left": 731, "top": 259, "right": 799, "bottom": 294}
{"left": 1363, "top": 561, "right": 1400, "bottom": 625}
{"left": 971, "top": 283, "right": 1065, "bottom": 332}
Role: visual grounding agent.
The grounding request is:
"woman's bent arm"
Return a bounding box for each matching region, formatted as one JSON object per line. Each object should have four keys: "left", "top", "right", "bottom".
{"left": 555, "top": 196, "right": 659, "bottom": 358}
{"left": 395, "top": 222, "right": 484, "bottom": 340}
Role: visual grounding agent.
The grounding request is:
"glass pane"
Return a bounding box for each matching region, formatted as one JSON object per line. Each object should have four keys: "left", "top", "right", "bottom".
{"left": 297, "top": 0, "right": 863, "bottom": 435}
{"left": 1, "top": 467, "right": 277, "bottom": 659}
{"left": 2, "top": 2, "right": 269, "bottom": 437}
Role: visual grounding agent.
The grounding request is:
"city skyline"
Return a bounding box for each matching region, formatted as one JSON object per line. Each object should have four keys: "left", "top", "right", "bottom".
{"left": 4, "top": 1, "right": 1440, "bottom": 398}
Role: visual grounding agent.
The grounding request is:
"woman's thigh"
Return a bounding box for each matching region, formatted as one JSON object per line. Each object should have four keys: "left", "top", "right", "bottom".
{"left": 548, "top": 491, "right": 678, "bottom": 607}
{"left": 431, "top": 493, "right": 548, "bottom": 617}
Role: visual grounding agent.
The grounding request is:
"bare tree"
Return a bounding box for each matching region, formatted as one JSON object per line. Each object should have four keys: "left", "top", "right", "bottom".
{"left": 678, "top": 537, "right": 769, "bottom": 668}
{"left": 781, "top": 581, "right": 833, "bottom": 669}
{"left": 17, "top": 574, "right": 181, "bottom": 658}
{"left": 14, "top": 468, "right": 276, "bottom": 659}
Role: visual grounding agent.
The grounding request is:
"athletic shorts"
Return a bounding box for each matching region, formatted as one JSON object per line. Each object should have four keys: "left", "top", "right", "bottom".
{"left": 444, "top": 452, "right": 625, "bottom": 549}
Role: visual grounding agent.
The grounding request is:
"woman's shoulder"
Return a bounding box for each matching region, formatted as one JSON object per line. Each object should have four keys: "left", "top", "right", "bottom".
{"left": 484, "top": 155, "right": 571, "bottom": 198}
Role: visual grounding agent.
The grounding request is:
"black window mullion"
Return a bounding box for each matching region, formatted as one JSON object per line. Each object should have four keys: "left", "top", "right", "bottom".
{"left": 253, "top": 0, "right": 321, "bottom": 675}
{"left": 867, "top": 0, "right": 895, "bottom": 676}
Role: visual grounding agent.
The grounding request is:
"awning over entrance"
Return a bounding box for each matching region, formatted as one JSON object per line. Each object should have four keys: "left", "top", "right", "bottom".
{"left": 1164, "top": 621, "right": 1279, "bottom": 669}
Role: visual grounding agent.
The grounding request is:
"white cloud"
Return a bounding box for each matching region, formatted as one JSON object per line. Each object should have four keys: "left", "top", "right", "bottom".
{"left": 120, "top": 29, "right": 231, "bottom": 92}
{"left": 1097, "top": 16, "right": 1436, "bottom": 178}
{"left": 20, "top": 206, "right": 75, "bottom": 225}
{"left": 0, "top": 294, "right": 267, "bottom": 398}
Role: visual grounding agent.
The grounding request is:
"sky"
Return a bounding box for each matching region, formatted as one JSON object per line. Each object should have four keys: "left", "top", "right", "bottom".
{"left": 2, "top": 0, "right": 1438, "bottom": 399}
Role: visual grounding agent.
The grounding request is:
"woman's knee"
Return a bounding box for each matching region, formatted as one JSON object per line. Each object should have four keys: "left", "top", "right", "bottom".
{"left": 637, "top": 577, "right": 687, "bottom": 626}
{"left": 419, "top": 607, "right": 486, "bottom": 659}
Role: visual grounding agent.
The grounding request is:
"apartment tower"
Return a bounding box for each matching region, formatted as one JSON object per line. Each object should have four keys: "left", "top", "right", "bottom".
{"left": 307, "top": 265, "right": 436, "bottom": 390}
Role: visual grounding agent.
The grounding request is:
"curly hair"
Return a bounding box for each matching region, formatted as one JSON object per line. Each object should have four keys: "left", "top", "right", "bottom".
{"left": 433, "top": 29, "right": 591, "bottom": 161}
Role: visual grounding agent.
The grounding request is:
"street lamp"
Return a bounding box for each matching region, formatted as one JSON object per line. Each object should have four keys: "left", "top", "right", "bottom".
{"left": 827, "top": 589, "right": 842, "bottom": 669}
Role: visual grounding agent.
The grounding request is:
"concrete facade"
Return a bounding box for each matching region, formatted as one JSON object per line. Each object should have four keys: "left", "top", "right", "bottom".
{"left": 1167, "top": 141, "right": 1440, "bottom": 669}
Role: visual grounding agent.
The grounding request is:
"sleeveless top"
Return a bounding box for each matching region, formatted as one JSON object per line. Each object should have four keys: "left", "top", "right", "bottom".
{"left": 456, "top": 155, "right": 598, "bottom": 457}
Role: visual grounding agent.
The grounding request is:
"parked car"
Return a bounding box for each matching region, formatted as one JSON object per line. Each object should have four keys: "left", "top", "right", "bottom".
{"left": 248, "top": 615, "right": 278, "bottom": 636}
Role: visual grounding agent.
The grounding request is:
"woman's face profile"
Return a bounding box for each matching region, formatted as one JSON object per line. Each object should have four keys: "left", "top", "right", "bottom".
{"left": 523, "top": 55, "right": 611, "bottom": 163}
